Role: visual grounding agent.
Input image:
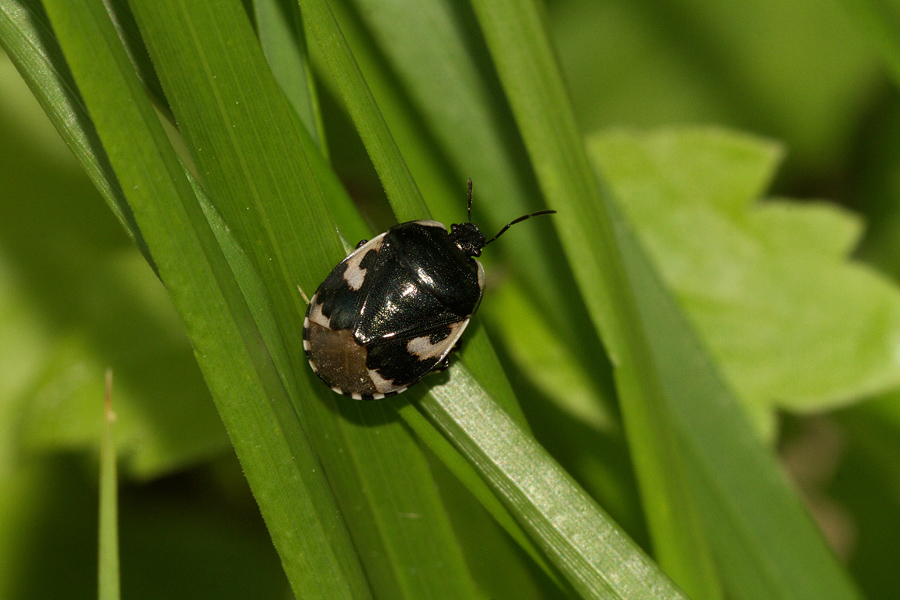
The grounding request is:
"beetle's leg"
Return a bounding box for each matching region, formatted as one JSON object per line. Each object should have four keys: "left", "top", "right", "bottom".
{"left": 355, "top": 239, "right": 369, "bottom": 249}
{"left": 433, "top": 341, "right": 462, "bottom": 372}
{"left": 433, "top": 355, "right": 452, "bottom": 372}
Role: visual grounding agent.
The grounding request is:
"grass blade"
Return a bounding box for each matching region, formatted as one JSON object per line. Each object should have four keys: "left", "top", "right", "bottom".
{"left": 470, "top": 0, "right": 863, "bottom": 598}
{"left": 41, "top": 1, "right": 373, "bottom": 597}
{"left": 254, "top": 0, "right": 328, "bottom": 154}
{"left": 413, "top": 364, "right": 687, "bottom": 600}
{"left": 297, "top": 0, "right": 701, "bottom": 596}
{"left": 299, "top": 0, "right": 426, "bottom": 217}
{"left": 98, "top": 370, "right": 119, "bottom": 600}
{"left": 125, "top": 1, "right": 483, "bottom": 597}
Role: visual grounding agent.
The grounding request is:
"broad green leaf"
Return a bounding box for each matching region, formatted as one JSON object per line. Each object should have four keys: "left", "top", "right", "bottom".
{"left": 471, "top": 0, "right": 862, "bottom": 598}
{"left": 589, "top": 127, "right": 900, "bottom": 433}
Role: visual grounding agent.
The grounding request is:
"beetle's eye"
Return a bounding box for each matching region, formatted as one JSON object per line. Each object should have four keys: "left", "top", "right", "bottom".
{"left": 451, "top": 224, "right": 458, "bottom": 232}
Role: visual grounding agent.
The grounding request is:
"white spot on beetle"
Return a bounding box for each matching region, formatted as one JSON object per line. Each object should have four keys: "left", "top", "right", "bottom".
{"left": 344, "top": 250, "right": 371, "bottom": 291}
{"left": 307, "top": 299, "right": 331, "bottom": 328}
{"left": 342, "top": 234, "right": 386, "bottom": 291}
{"left": 368, "top": 368, "right": 397, "bottom": 394}
{"left": 406, "top": 321, "right": 469, "bottom": 362}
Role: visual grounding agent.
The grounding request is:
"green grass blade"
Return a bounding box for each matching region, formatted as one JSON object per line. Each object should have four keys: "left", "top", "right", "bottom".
{"left": 469, "top": 2, "right": 719, "bottom": 594}
{"left": 303, "top": 0, "right": 532, "bottom": 430}
{"left": 98, "top": 370, "right": 119, "bottom": 600}
{"left": 470, "top": 0, "right": 863, "bottom": 598}
{"left": 396, "top": 401, "right": 564, "bottom": 589}
{"left": 254, "top": 0, "right": 328, "bottom": 154}
{"left": 326, "top": 0, "right": 606, "bottom": 428}
{"left": 124, "top": 1, "right": 483, "bottom": 597}
{"left": 41, "top": 1, "right": 373, "bottom": 597}
{"left": 297, "top": 2, "right": 686, "bottom": 595}
{"left": 299, "top": 0, "right": 426, "bottom": 217}
{"left": 414, "top": 364, "right": 686, "bottom": 600}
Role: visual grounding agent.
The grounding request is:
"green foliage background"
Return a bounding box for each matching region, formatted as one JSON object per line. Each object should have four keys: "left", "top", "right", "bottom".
{"left": 1, "top": 0, "right": 899, "bottom": 599}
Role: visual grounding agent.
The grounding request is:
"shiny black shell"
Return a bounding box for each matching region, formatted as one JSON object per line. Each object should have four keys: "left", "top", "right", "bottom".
{"left": 303, "top": 220, "right": 485, "bottom": 399}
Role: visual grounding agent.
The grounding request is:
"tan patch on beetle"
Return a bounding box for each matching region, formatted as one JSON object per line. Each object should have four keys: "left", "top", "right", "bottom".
{"left": 305, "top": 321, "right": 403, "bottom": 398}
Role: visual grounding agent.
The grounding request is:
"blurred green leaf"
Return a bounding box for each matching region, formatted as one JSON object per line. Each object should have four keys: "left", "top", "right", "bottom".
{"left": 589, "top": 127, "right": 900, "bottom": 434}
{"left": 548, "top": 0, "right": 880, "bottom": 175}
{"left": 841, "top": 0, "right": 900, "bottom": 86}
{"left": 0, "top": 49, "right": 227, "bottom": 479}
{"left": 0, "top": 0, "right": 149, "bottom": 259}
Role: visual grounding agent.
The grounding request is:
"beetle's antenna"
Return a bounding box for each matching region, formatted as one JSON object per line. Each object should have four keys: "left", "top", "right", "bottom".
{"left": 484, "top": 210, "right": 557, "bottom": 246}
{"left": 467, "top": 179, "right": 473, "bottom": 223}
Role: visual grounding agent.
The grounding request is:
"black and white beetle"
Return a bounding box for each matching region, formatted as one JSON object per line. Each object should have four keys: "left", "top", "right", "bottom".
{"left": 303, "top": 180, "right": 555, "bottom": 399}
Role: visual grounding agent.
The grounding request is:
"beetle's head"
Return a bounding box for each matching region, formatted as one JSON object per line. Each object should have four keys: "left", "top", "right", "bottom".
{"left": 449, "top": 222, "right": 486, "bottom": 257}
{"left": 453, "top": 178, "right": 556, "bottom": 258}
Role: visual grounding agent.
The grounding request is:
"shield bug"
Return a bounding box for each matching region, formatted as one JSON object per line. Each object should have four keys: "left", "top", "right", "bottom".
{"left": 303, "top": 180, "right": 555, "bottom": 399}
